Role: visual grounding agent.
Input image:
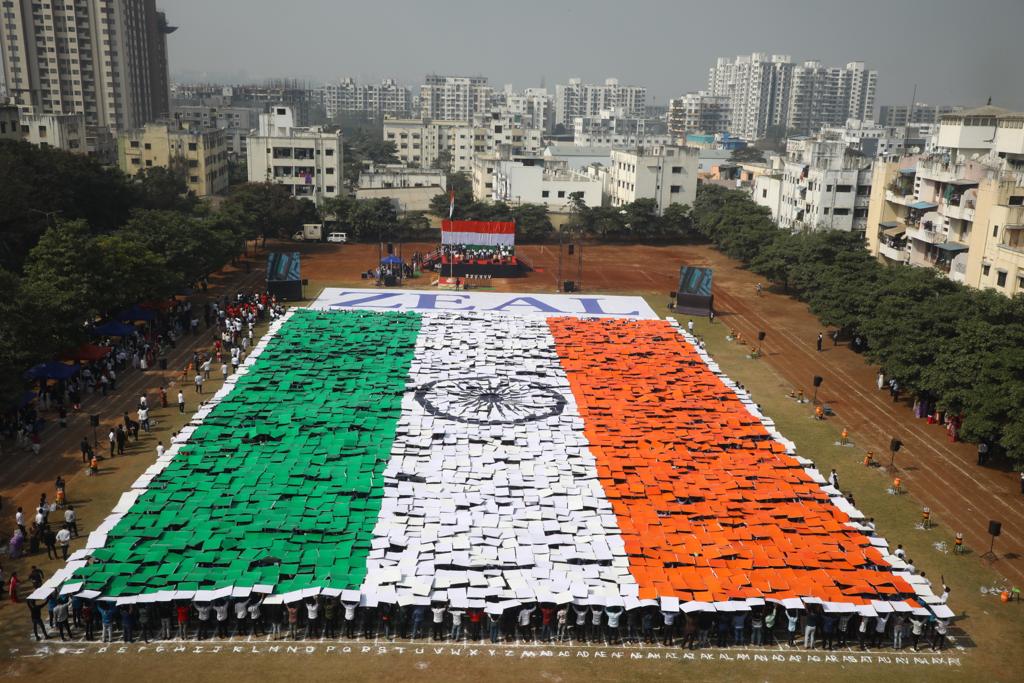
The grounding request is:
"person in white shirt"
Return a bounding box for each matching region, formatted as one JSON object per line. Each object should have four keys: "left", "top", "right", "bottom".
{"left": 590, "top": 606, "right": 604, "bottom": 642}
{"left": 894, "top": 544, "right": 906, "bottom": 560}
{"left": 343, "top": 600, "right": 358, "bottom": 638}
{"left": 233, "top": 599, "right": 249, "bottom": 636}
{"left": 556, "top": 607, "right": 569, "bottom": 642}
{"left": 138, "top": 406, "right": 150, "bottom": 432}
{"left": 108, "top": 428, "right": 117, "bottom": 457}
{"left": 430, "top": 604, "right": 446, "bottom": 640}
{"left": 202, "top": 358, "right": 212, "bottom": 380}
{"left": 55, "top": 525, "right": 71, "bottom": 559}
{"left": 177, "top": 391, "right": 185, "bottom": 414}
{"left": 214, "top": 600, "right": 230, "bottom": 638}
{"left": 64, "top": 506, "right": 78, "bottom": 537}
{"left": 604, "top": 606, "right": 623, "bottom": 644}
{"left": 247, "top": 598, "right": 263, "bottom": 636}
{"left": 221, "top": 363, "right": 229, "bottom": 380}
{"left": 304, "top": 598, "right": 319, "bottom": 639}
{"left": 572, "top": 604, "right": 588, "bottom": 641}
{"left": 15, "top": 507, "right": 25, "bottom": 533}
{"left": 518, "top": 605, "right": 536, "bottom": 642}
{"left": 195, "top": 603, "right": 212, "bottom": 640}
{"left": 156, "top": 441, "right": 165, "bottom": 457}
{"left": 194, "top": 373, "right": 204, "bottom": 394}
{"left": 449, "top": 608, "right": 465, "bottom": 641}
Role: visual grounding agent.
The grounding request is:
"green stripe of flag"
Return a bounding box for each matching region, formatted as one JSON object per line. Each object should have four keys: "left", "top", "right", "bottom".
{"left": 72, "top": 309, "right": 421, "bottom": 596}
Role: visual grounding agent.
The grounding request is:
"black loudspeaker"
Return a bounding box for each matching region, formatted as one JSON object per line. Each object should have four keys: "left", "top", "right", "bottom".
{"left": 563, "top": 281, "right": 576, "bottom": 292}
{"left": 568, "top": 244, "right": 575, "bottom": 255}
{"left": 890, "top": 438, "right": 903, "bottom": 453}
{"left": 159, "top": 358, "right": 168, "bottom": 370}
{"left": 669, "top": 291, "right": 677, "bottom": 299}
{"left": 387, "top": 242, "right": 394, "bottom": 254}
{"left": 89, "top": 414, "right": 100, "bottom": 427}
{"left": 813, "top": 376, "right": 823, "bottom": 387}
{"left": 757, "top": 331, "right": 766, "bottom": 341}
{"left": 989, "top": 520, "right": 1002, "bottom": 537}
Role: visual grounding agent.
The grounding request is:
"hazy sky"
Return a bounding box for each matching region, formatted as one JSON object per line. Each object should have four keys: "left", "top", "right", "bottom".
{"left": 167, "top": 0, "right": 1024, "bottom": 109}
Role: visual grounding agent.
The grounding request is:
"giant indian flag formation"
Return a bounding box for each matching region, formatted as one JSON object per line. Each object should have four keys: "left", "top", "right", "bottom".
{"left": 42, "top": 291, "right": 949, "bottom": 619}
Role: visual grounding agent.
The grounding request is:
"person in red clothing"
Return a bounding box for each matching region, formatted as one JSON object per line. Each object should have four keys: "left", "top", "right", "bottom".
{"left": 468, "top": 607, "right": 483, "bottom": 641}
{"left": 539, "top": 605, "right": 556, "bottom": 642}
{"left": 8, "top": 572, "right": 18, "bottom": 602}
{"left": 176, "top": 602, "right": 190, "bottom": 640}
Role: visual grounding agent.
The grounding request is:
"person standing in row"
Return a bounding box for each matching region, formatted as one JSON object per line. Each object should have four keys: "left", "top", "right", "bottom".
{"left": 816, "top": 332, "right": 823, "bottom": 352}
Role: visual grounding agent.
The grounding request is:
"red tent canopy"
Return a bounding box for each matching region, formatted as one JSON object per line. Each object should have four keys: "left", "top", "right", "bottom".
{"left": 59, "top": 344, "right": 113, "bottom": 363}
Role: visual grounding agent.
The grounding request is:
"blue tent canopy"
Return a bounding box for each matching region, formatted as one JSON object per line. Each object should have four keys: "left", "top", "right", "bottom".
{"left": 24, "top": 362, "right": 80, "bottom": 381}
{"left": 89, "top": 321, "right": 136, "bottom": 337}
{"left": 380, "top": 255, "right": 403, "bottom": 265}
{"left": 116, "top": 305, "right": 156, "bottom": 322}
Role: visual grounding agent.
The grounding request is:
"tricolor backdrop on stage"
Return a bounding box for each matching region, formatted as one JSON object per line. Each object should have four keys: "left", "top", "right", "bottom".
{"left": 46, "top": 292, "right": 941, "bottom": 616}
{"left": 441, "top": 220, "right": 516, "bottom": 247}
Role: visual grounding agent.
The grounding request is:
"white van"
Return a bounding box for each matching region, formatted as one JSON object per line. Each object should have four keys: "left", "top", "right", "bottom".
{"left": 327, "top": 232, "right": 347, "bottom": 243}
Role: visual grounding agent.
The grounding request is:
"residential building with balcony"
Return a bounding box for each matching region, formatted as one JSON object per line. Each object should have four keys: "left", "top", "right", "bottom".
{"left": 752, "top": 135, "right": 873, "bottom": 232}
{"left": 19, "top": 112, "right": 87, "bottom": 153}
{"left": 668, "top": 91, "right": 730, "bottom": 140}
{"left": 354, "top": 163, "right": 445, "bottom": 213}
{"left": 607, "top": 145, "right": 699, "bottom": 215}
{"left": 419, "top": 75, "right": 491, "bottom": 122}
{"left": 865, "top": 106, "right": 1024, "bottom": 295}
{"left": 246, "top": 106, "right": 342, "bottom": 203}
{"left": 118, "top": 122, "right": 229, "bottom": 197}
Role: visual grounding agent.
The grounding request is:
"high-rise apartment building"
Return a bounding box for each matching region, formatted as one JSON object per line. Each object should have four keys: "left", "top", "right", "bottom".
{"left": 320, "top": 78, "right": 410, "bottom": 119}
{"left": 419, "top": 75, "right": 491, "bottom": 122}
{"left": 877, "top": 103, "right": 961, "bottom": 128}
{"left": 0, "top": 0, "right": 175, "bottom": 132}
{"left": 786, "top": 61, "right": 877, "bottom": 135}
{"left": 706, "top": 53, "right": 877, "bottom": 140}
{"left": 668, "top": 91, "right": 731, "bottom": 139}
{"left": 554, "top": 78, "right": 647, "bottom": 128}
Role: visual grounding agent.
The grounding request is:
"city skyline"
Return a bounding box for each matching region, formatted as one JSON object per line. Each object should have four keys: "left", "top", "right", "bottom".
{"left": 166, "top": 0, "right": 1024, "bottom": 110}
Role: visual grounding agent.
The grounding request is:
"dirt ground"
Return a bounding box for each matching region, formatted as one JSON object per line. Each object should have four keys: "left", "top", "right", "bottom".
{"left": 2, "top": 238, "right": 1020, "bottom": 682}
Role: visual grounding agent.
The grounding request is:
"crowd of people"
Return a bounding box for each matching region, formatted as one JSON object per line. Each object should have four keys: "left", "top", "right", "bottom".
{"left": 17, "top": 595, "right": 952, "bottom": 651}
{"left": 438, "top": 244, "right": 515, "bottom": 266}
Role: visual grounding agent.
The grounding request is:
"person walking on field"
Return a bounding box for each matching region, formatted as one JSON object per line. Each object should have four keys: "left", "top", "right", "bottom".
{"left": 178, "top": 390, "right": 185, "bottom": 414}
{"left": 816, "top": 333, "right": 823, "bottom": 352}
{"left": 194, "top": 373, "right": 204, "bottom": 394}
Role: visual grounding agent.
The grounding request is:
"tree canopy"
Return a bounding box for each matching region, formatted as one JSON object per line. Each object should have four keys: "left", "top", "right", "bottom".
{"left": 692, "top": 183, "right": 1024, "bottom": 464}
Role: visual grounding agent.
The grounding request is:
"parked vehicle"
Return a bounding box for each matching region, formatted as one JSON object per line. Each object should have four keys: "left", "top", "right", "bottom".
{"left": 327, "top": 232, "right": 348, "bottom": 243}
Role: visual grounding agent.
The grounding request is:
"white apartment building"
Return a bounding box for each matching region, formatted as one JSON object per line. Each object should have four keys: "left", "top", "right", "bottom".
{"left": 865, "top": 106, "right": 1024, "bottom": 296}
{"left": 384, "top": 118, "right": 479, "bottom": 173}
{"left": 554, "top": 78, "right": 647, "bottom": 128}
{"left": 384, "top": 113, "right": 542, "bottom": 174}
{"left": 707, "top": 53, "right": 878, "bottom": 140}
{"left": 818, "top": 118, "right": 916, "bottom": 158}
{"left": 173, "top": 104, "right": 260, "bottom": 158}
{"left": 668, "top": 91, "right": 731, "bottom": 139}
{"left": 419, "top": 75, "right": 491, "bottom": 122}
{"left": 485, "top": 156, "right": 602, "bottom": 212}
{"left": 19, "top": 112, "right": 87, "bottom": 153}
{"left": 501, "top": 86, "right": 552, "bottom": 132}
{"left": 0, "top": 0, "right": 174, "bottom": 132}
{"left": 355, "top": 164, "right": 445, "bottom": 212}
{"left": 247, "top": 106, "right": 342, "bottom": 203}
{"left": 752, "top": 136, "right": 873, "bottom": 232}
{"left": 472, "top": 108, "right": 543, "bottom": 155}
{"left": 877, "top": 103, "right": 960, "bottom": 128}
{"left": 320, "top": 78, "right": 410, "bottom": 119}
{"left": 786, "top": 61, "right": 877, "bottom": 136}
{"left": 0, "top": 104, "right": 20, "bottom": 140}
{"left": 542, "top": 143, "right": 613, "bottom": 172}
{"left": 607, "top": 145, "right": 699, "bottom": 214}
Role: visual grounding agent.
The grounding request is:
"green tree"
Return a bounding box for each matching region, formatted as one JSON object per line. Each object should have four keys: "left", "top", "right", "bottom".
{"left": 730, "top": 146, "right": 766, "bottom": 163}
{"left": 512, "top": 204, "right": 554, "bottom": 243}
{"left": 428, "top": 172, "right": 473, "bottom": 218}
{"left": 132, "top": 166, "right": 197, "bottom": 213}
{"left": 220, "top": 183, "right": 319, "bottom": 244}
